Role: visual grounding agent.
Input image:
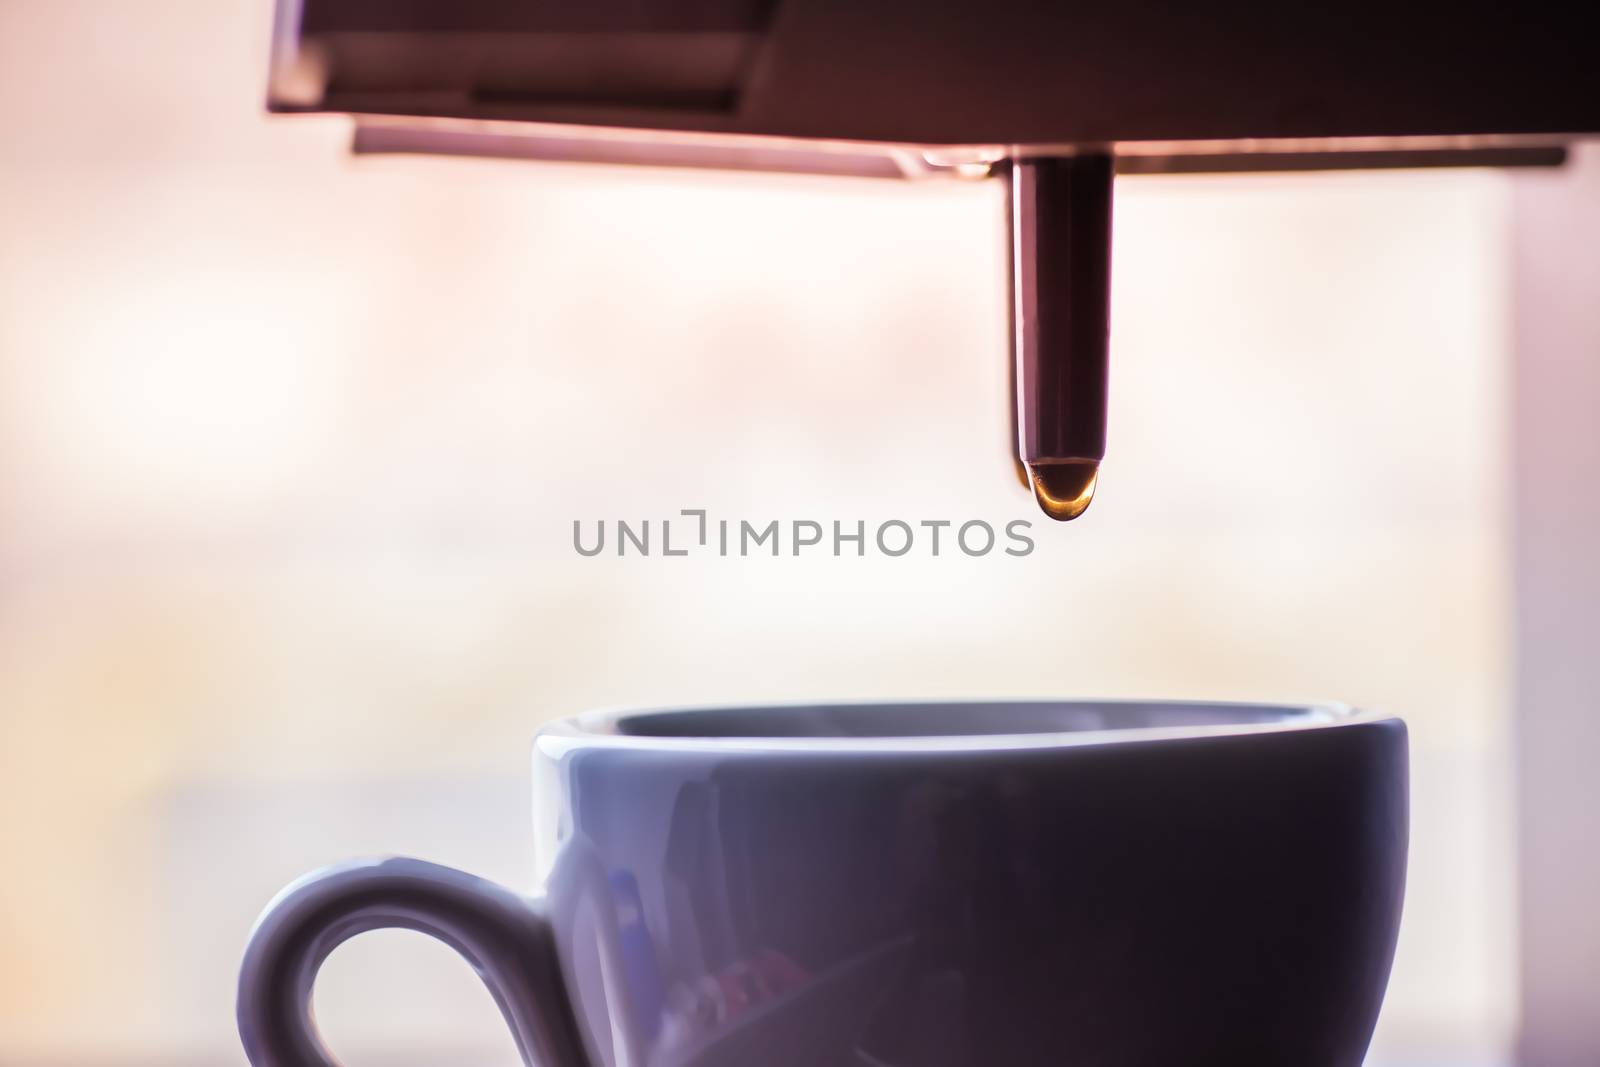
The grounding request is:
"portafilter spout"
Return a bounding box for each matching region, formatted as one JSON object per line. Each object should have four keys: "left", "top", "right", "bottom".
{"left": 1008, "top": 154, "right": 1114, "bottom": 521}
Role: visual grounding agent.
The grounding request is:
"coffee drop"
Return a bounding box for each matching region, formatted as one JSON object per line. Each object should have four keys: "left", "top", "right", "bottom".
{"left": 1027, "top": 459, "right": 1098, "bottom": 521}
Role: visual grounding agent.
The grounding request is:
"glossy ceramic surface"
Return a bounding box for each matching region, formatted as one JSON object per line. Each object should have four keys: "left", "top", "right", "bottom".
{"left": 238, "top": 700, "right": 1408, "bottom": 1067}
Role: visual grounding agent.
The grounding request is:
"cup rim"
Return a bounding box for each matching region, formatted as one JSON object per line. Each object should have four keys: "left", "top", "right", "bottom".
{"left": 534, "top": 698, "right": 1397, "bottom": 757}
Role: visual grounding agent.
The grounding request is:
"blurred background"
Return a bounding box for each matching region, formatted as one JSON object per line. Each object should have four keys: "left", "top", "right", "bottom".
{"left": 1, "top": 1, "right": 1596, "bottom": 1065}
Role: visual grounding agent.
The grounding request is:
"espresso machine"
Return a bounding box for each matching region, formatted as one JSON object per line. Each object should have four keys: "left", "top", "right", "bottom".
{"left": 242, "top": 7, "right": 1600, "bottom": 1066}
{"left": 266, "top": 0, "right": 1599, "bottom": 522}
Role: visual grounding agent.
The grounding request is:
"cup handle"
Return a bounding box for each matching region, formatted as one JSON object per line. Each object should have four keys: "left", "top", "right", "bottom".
{"left": 237, "top": 857, "right": 591, "bottom": 1067}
